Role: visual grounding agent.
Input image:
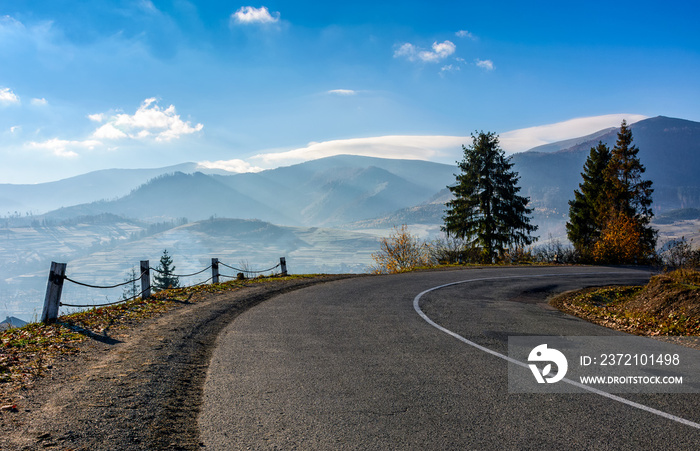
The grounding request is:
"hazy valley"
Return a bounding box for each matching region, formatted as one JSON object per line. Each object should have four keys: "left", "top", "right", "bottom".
{"left": 2, "top": 116, "right": 700, "bottom": 321}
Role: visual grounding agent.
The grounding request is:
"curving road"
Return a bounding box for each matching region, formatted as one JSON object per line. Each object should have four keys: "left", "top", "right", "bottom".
{"left": 199, "top": 266, "right": 700, "bottom": 449}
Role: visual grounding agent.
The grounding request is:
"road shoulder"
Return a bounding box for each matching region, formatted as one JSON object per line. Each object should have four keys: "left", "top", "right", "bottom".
{"left": 1, "top": 275, "right": 355, "bottom": 450}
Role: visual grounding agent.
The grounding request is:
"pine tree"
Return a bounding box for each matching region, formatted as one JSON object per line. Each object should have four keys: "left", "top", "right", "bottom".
{"left": 566, "top": 121, "right": 656, "bottom": 263}
{"left": 604, "top": 120, "right": 656, "bottom": 259}
{"left": 566, "top": 141, "right": 612, "bottom": 259}
{"left": 443, "top": 131, "right": 538, "bottom": 262}
{"left": 153, "top": 249, "right": 180, "bottom": 291}
{"left": 120, "top": 266, "right": 140, "bottom": 301}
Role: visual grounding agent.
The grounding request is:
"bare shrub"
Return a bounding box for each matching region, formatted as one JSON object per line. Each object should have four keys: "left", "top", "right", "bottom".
{"left": 531, "top": 237, "right": 578, "bottom": 264}
{"left": 499, "top": 247, "right": 533, "bottom": 264}
{"left": 659, "top": 237, "right": 700, "bottom": 269}
{"left": 427, "top": 233, "right": 469, "bottom": 265}
{"left": 238, "top": 259, "right": 254, "bottom": 278}
{"left": 371, "top": 225, "right": 430, "bottom": 274}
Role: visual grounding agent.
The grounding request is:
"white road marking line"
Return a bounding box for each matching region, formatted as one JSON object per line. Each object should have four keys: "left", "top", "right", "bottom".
{"left": 412, "top": 272, "right": 700, "bottom": 430}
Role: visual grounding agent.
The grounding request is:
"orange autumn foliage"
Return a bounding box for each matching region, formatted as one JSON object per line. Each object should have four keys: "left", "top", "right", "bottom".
{"left": 592, "top": 211, "right": 646, "bottom": 264}
{"left": 371, "top": 225, "right": 429, "bottom": 274}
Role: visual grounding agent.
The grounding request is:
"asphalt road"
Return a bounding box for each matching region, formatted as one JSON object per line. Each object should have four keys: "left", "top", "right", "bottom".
{"left": 199, "top": 266, "right": 700, "bottom": 449}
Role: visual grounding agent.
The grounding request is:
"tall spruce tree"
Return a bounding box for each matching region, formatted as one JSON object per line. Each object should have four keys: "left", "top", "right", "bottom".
{"left": 443, "top": 131, "right": 537, "bottom": 262}
{"left": 566, "top": 120, "right": 656, "bottom": 263}
{"left": 153, "top": 249, "right": 180, "bottom": 291}
{"left": 602, "top": 120, "right": 656, "bottom": 261}
{"left": 566, "top": 141, "right": 612, "bottom": 258}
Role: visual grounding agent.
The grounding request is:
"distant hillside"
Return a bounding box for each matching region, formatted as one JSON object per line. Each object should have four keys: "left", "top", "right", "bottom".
{"left": 512, "top": 116, "right": 700, "bottom": 215}
{"left": 347, "top": 189, "right": 452, "bottom": 229}
{"left": 1, "top": 217, "right": 382, "bottom": 320}
{"left": 10, "top": 116, "right": 700, "bottom": 232}
{"left": 653, "top": 208, "right": 700, "bottom": 225}
{"left": 526, "top": 127, "right": 617, "bottom": 153}
{"left": 351, "top": 117, "right": 700, "bottom": 235}
{"left": 42, "top": 172, "right": 290, "bottom": 224}
{"left": 0, "top": 163, "right": 232, "bottom": 216}
{"left": 40, "top": 156, "right": 457, "bottom": 227}
{"left": 214, "top": 155, "right": 457, "bottom": 226}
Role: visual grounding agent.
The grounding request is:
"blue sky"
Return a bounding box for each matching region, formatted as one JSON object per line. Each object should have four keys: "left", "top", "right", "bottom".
{"left": 1, "top": 1, "right": 699, "bottom": 183}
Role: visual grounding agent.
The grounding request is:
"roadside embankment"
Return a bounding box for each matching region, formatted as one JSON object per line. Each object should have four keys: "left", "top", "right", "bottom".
{"left": 550, "top": 269, "right": 700, "bottom": 342}
{"left": 1, "top": 274, "right": 357, "bottom": 450}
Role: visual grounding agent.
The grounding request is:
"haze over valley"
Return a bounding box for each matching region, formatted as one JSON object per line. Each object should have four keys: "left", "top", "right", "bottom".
{"left": 2, "top": 1, "right": 699, "bottom": 322}
{"left": 2, "top": 116, "right": 700, "bottom": 321}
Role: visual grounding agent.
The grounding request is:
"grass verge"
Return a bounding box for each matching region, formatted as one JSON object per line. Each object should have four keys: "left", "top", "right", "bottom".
{"left": 0, "top": 274, "right": 322, "bottom": 409}
{"left": 550, "top": 269, "right": 700, "bottom": 336}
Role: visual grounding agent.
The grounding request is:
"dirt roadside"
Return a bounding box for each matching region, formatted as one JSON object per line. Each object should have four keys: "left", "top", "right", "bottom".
{"left": 1, "top": 275, "right": 355, "bottom": 450}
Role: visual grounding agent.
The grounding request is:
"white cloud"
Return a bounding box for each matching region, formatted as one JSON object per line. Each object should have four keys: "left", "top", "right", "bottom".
{"left": 327, "top": 89, "right": 357, "bottom": 96}
{"left": 394, "top": 43, "right": 417, "bottom": 59}
{"left": 138, "top": 0, "right": 158, "bottom": 13}
{"left": 93, "top": 123, "right": 128, "bottom": 139}
{"left": 197, "top": 159, "right": 264, "bottom": 173}
{"left": 440, "top": 65, "right": 459, "bottom": 76}
{"left": 9, "top": 125, "right": 20, "bottom": 134}
{"left": 231, "top": 6, "right": 280, "bottom": 25}
{"left": 0, "top": 15, "right": 26, "bottom": 39}
{"left": 91, "top": 98, "right": 203, "bottom": 142}
{"left": 431, "top": 41, "right": 456, "bottom": 58}
{"left": 0, "top": 15, "right": 63, "bottom": 60}
{"left": 394, "top": 40, "right": 456, "bottom": 63}
{"left": 475, "top": 59, "right": 494, "bottom": 70}
{"left": 27, "top": 138, "right": 102, "bottom": 158}
{"left": 499, "top": 114, "right": 648, "bottom": 153}
{"left": 456, "top": 30, "right": 475, "bottom": 39}
{"left": 0, "top": 87, "right": 20, "bottom": 105}
{"left": 30, "top": 97, "right": 48, "bottom": 106}
{"left": 252, "top": 135, "right": 467, "bottom": 167}
{"left": 249, "top": 114, "right": 650, "bottom": 168}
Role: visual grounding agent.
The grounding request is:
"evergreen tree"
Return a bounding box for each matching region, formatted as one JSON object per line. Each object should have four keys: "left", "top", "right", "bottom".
{"left": 566, "top": 120, "right": 656, "bottom": 263}
{"left": 566, "top": 141, "right": 612, "bottom": 259}
{"left": 121, "top": 266, "right": 140, "bottom": 301}
{"left": 153, "top": 249, "right": 180, "bottom": 291}
{"left": 443, "top": 131, "right": 538, "bottom": 262}
{"left": 600, "top": 120, "right": 656, "bottom": 262}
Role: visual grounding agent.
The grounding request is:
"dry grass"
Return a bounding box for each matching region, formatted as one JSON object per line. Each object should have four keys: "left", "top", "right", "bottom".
{"left": 550, "top": 269, "right": 700, "bottom": 336}
{"left": 0, "top": 274, "right": 320, "bottom": 409}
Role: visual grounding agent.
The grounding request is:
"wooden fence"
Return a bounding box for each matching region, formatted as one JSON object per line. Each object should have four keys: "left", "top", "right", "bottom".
{"left": 41, "top": 256, "right": 288, "bottom": 323}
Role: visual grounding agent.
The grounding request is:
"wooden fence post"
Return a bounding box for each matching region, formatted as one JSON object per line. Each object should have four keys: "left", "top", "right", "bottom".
{"left": 212, "top": 258, "right": 220, "bottom": 284}
{"left": 280, "top": 257, "right": 287, "bottom": 276}
{"left": 140, "top": 260, "right": 151, "bottom": 299}
{"left": 41, "top": 262, "right": 67, "bottom": 324}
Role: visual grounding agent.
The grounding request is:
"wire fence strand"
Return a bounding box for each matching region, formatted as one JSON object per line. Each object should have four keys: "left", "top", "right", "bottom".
{"left": 219, "top": 262, "right": 280, "bottom": 274}
{"left": 55, "top": 258, "right": 283, "bottom": 311}
{"left": 150, "top": 265, "right": 213, "bottom": 278}
{"left": 188, "top": 276, "right": 215, "bottom": 287}
{"left": 63, "top": 268, "right": 148, "bottom": 290}
{"left": 60, "top": 286, "right": 152, "bottom": 308}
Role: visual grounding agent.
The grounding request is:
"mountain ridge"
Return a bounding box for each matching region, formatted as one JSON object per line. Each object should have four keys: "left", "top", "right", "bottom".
{"left": 512, "top": 115, "right": 700, "bottom": 214}
{"left": 5, "top": 115, "right": 700, "bottom": 230}
{"left": 0, "top": 163, "right": 233, "bottom": 215}
{"left": 36, "top": 156, "right": 457, "bottom": 227}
